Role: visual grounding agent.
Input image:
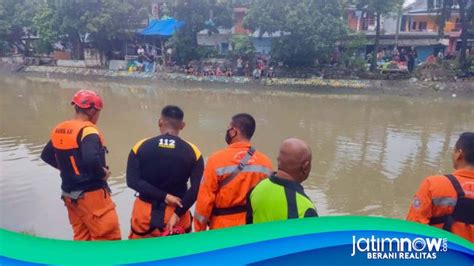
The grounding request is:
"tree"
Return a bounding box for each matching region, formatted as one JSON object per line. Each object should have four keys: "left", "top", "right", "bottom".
{"left": 244, "top": 0, "right": 348, "bottom": 67}
{"left": 33, "top": 4, "right": 58, "bottom": 53}
{"left": 431, "top": 0, "right": 454, "bottom": 39}
{"left": 34, "top": 0, "right": 150, "bottom": 61}
{"left": 34, "top": 0, "right": 90, "bottom": 59}
{"left": 84, "top": 0, "right": 150, "bottom": 64}
{"left": 0, "top": 0, "right": 40, "bottom": 55}
{"left": 355, "top": 0, "right": 404, "bottom": 72}
{"left": 434, "top": 0, "right": 473, "bottom": 73}
{"left": 230, "top": 34, "right": 255, "bottom": 59}
{"left": 457, "top": 0, "right": 472, "bottom": 73}
{"left": 167, "top": 0, "right": 233, "bottom": 64}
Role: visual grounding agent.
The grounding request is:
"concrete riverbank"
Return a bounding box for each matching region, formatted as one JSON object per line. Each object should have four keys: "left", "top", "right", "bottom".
{"left": 1, "top": 64, "right": 473, "bottom": 98}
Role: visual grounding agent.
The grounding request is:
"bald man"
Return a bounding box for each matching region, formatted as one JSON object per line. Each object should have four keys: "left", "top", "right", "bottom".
{"left": 246, "top": 138, "right": 318, "bottom": 224}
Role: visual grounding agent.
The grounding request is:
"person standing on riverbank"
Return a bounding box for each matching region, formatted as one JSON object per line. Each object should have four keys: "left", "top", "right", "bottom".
{"left": 407, "top": 132, "right": 474, "bottom": 242}
{"left": 127, "top": 105, "right": 204, "bottom": 238}
{"left": 237, "top": 57, "right": 243, "bottom": 76}
{"left": 194, "top": 113, "right": 273, "bottom": 231}
{"left": 41, "top": 90, "right": 121, "bottom": 241}
{"left": 246, "top": 138, "right": 317, "bottom": 224}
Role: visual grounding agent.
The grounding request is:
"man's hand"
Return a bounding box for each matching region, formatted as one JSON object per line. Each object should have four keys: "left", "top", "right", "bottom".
{"left": 165, "top": 194, "right": 183, "bottom": 208}
{"left": 102, "top": 167, "right": 111, "bottom": 181}
{"left": 167, "top": 213, "right": 180, "bottom": 232}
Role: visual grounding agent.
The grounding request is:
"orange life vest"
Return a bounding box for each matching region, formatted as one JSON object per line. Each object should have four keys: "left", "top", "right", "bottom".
{"left": 51, "top": 120, "right": 107, "bottom": 193}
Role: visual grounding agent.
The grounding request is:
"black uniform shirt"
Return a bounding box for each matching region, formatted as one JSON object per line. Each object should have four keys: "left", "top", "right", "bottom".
{"left": 126, "top": 133, "right": 204, "bottom": 217}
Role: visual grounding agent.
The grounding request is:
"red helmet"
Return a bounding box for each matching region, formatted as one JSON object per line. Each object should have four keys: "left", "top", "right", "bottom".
{"left": 71, "top": 90, "right": 103, "bottom": 110}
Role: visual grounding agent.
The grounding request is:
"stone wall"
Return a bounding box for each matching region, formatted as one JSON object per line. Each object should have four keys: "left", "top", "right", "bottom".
{"left": 0, "top": 55, "right": 24, "bottom": 64}
{"left": 109, "top": 60, "right": 128, "bottom": 71}
{"left": 84, "top": 48, "right": 101, "bottom": 68}
{"left": 56, "top": 60, "right": 87, "bottom": 68}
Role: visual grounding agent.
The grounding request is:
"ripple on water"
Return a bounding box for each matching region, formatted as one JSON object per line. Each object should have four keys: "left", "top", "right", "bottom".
{"left": 0, "top": 171, "right": 35, "bottom": 207}
{"left": 381, "top": 128, "right": 421, "bottom": 180}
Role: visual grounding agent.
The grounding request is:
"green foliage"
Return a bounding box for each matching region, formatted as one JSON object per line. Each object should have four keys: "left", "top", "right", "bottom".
{"left": 167, "top": 0, "right": 233, "bottom": 64}
{"left": 33, "top": 0, "right": 151, "bottom": 60}
{"left": 33, "top": 0, "right": 92, "bottom": 59}
{"left": 347, "top": 32, "right": 368, "bottom": 48}
{"left": 0, "top": 41, "right": 9, "bottom": 55}
{"left": 33, "top": 4, "right": 57, "bottom": 47}
{"left": 85, "top": 0, "right": 150, "bottom": 58}
{"left": 0, "top": 0, "right": 40, "bottom": 54}
{"left": 32, "top": 39, "right": 54, "bottom": 55}
{"left": 354, "top": 0, "right": 403, "bottom": 16}
{"left": 341, "top": 33, "right": 368, "bottom": 71}
{"left": 229, "top": 34, "right": 255, "bottom": 59}
{"left": 244, "top": 0, "right": 349, "bottom": 67}
{"left": 271, "top": 36, "right": 317, "bottom": 67}
{"left": 197, "top": 46, "right": 220, "bottom": 59}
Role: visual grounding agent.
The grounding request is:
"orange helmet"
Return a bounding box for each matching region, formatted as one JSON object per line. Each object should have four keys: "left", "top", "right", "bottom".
{"left": 71, "top": 90, "right": 103, "bottom": 110}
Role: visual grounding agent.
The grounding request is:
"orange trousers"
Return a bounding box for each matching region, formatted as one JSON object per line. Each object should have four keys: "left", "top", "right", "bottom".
{"left": 63, "top": 189, "right": 121, "bottom": 241}
{"left": 129, "top": 198, "right": 192, "bottom": 239}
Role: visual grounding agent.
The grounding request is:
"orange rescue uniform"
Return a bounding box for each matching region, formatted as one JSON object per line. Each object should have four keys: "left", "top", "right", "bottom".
{"left": 407, "top": 169, "right": 474, "bottom": 242}
{"left": 129, "top": 199, "right": 192, "bottom": 239}
{"left": 63, "top": 188, "right": 121, "bottom": 240}
{"left": 41, "top": 120, "right": 121, "bottom": 240}
{"left": 194, "top": 141, "right": 273, "bottom": 231}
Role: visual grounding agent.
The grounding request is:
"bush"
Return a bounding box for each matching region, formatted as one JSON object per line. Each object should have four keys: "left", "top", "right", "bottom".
{"left": 229, "top": 35, "right": 255, "bottom": 60}
{"left": 348, "top": 57, "right": 368, "bottom": 73}
{"left": 414, "top": 60, "right": 458, "bottom": 81}
{"left": 0, "top": 41, "right": 10, "bottom": 56}
{"left": 271, "top": 36, "right": 317, "bottom": 67}
{"left": 196, "top": 46, "right": 219, "bottom": 59}
{"left": 32, "top": 39, "right": 54, "bottom": 55}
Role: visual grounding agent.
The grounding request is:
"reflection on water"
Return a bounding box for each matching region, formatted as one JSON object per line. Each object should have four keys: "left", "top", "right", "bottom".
{"left": 1, "top": 75, "right": 473, "bottom": 239}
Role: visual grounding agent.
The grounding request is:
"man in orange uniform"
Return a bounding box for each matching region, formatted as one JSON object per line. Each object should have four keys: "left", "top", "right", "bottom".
{"left": 41, "top": 90, "right": 121, "bottom": 240}
{"left": 407, "top": 132, "right": 474, "bottom": 242}
{"left": 194, "top": 113, "right": 273, "bottom": 231}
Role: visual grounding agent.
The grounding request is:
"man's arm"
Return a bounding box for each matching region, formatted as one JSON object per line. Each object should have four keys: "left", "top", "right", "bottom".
{"left": 41, "top": 140, "right": 58, "bottom": 169}
{"left": 175, "top": 156, "right": 204, "bottom": 217}
{"left": 194, "top": 158, "right": 219, "bottom": 232}
{"left": 406, "top": 178, "right": 433, "bottom": 224}
{"left": 126, "top": 150, "right": 167, "bottom": 202}
{"left": 81, "top": 132, "right": 106, "bottom": 179}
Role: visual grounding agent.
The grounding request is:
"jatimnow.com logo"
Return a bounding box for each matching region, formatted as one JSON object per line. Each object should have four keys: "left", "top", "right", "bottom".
{"left": 351, "top": 235, "right": 448, "bottom": 260}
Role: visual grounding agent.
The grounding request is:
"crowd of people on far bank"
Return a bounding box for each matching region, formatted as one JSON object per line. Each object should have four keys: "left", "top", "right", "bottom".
{"left": 128, "top": 43, "right": 275, "bottom": 79}
{"left": 184, "top": 56, "right": 275, "bottom": 80}
{"left": 371, "top": 47, "right": 418, "bottom": 73}
{"left": 41, "top": 90, "right": 474, "bottom": 242}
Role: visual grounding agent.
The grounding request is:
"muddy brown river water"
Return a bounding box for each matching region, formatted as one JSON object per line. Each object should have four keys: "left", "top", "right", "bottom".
{"left": 1, "top": 75, "right": 473, "bottom": 239}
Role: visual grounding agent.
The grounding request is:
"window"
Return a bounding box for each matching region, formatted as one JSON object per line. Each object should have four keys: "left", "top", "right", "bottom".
{"left": 412, "top": 22, "right": 418, "bottom": 30}
{"left": 428, "top": 0, "right": 442, "bottom": 9}
{"left": 427, "top": 0, "right": 434, "bottom": 10}
{"left": 419, "top": 22, "right": 427, "bottom": 31}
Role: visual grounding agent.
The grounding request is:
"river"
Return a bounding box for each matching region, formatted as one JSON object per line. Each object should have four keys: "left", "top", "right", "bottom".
{"left": 1, "top": 75, "right": 473, "bottom": 239}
